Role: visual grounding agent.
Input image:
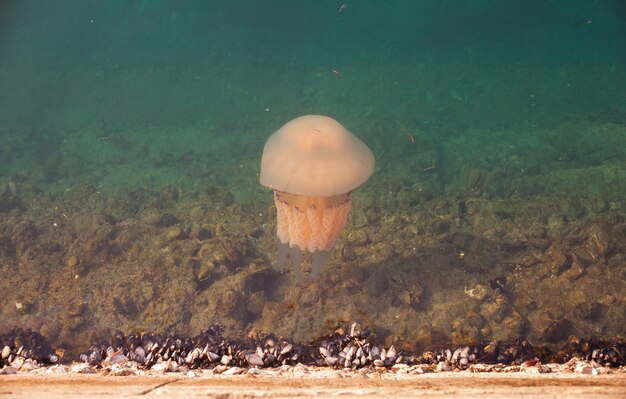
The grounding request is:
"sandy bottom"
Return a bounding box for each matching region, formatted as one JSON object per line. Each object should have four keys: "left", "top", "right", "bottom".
{"left": 1, "top": 372, "right": 625, "bottom": 399}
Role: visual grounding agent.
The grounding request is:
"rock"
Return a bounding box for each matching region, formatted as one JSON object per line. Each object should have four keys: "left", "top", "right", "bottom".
{"left": 50, "top": 365, "right": 69, "bottom": 373}
{"left": 70, "top": 363, "right": 96, "bottom": 374}
{"left": 391, "top": 363, "right": 409, "bottom": 372}
{"left": 204, "top": 186, "right": 234, "bottom": 207}
{"left": 157, "top": 213, "right": 179, "bottom": 227}
{"left": 573, "top": 301, "right": 602, "bottom": 320}
{"left": 66, "top": 255, "right": 79, "bottom": 268}
{"left": 539, "top": 365, "right": 552, "bottom": 373}
{"left": 195, "top": 262, "right": 215, "bottom": 287}
{"left": 19, "top": 359, "right": 39, "bottom": 372}
{"left": 600, "top": 295, "right": 616, "bottom": 305}
{"left": 408, "top": 364, "right": 430, "bottom": 374}
{"left": 108, "top": 365, "right": 139, "bottom": 376}
{"left": 211, "top": 365, "right": 229, "bottom": 374}
{"left": 479, "top": 301, "right": 503, "bottom": 319}
{"left": 151, "top": 361, "right": 174, "bottom": 372}
{"left": 574, "top": 363, "right": 598, "bottom": 375}
{"left": 563, "top": 261, "right": 585, "bottom": 281}
{"left": 501, "top": 310, "right": 524, "bottom": 336}
{"left": 545, "top": 249, "right": 572, "bottom": 275}
{"left": 113, "top": 296, "right": 138, "bottom": 318}
{"left": 245, "top": 291, "right": 266, "bottom": 315}
{"left": 464, "top": 284, "right": 488, "bottom": 301}
{"left": 347, "top": 229, "right": 369, "bottom": 245}
{"left": 11, "top": 356, "right": 24, "bottom": 369}
{"left": 396, "top": 187, "right": 421, "bottom": 208}
{"left": 541, "top": 319, "right": 572, "bottom": 343}
{"left": 292, "top": 364, "right": 309, "bottom": 373}
{"left": 583, "top": 224, "right": 614, "bottom": 262}
{"left": 547, "top": 215, "right": 566, "bottom": 233}
{"left": 0, "top": 366, "right": 17, "bottom": 375}
{"left": 247, "top": 368, "right": 268, "bottom": 375}
{"left": 222, "top": 366, "right": 243, "bottom": 375}
{"left": 480, "top": 326, "right": 492, "bottom": 337}
{"left": 165, "top": 226, "right": 183, "bottom": 241}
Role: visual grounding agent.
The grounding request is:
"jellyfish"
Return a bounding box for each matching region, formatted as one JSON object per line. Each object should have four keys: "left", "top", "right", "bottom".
{"left": 259, "top": 115, "right": 375, "bottom": 282}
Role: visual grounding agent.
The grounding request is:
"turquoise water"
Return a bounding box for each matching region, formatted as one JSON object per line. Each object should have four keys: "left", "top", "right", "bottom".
{"left": 1, "top": 1, "right": 625, "bottom": 196}
{"left": 0, "top": 1, "right": 625, "bottom": 354}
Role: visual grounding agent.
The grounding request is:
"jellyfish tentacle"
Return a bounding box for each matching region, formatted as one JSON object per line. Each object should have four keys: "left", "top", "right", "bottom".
{"left": 310, "top": 250, "right": 332, "bottom": 280}
{"left": 275, "top": 242, "right": 290, "bottom": 273}
{"left": 290, "top": 246, "right": 303, "bottom": 283}
{"left": 275, "top": 242, "right": 304, "bottom": 283}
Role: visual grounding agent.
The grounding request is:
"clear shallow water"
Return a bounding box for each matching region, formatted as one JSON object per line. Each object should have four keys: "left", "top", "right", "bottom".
{"left": 0, "top": 1, "right": 625, "bottom": 354}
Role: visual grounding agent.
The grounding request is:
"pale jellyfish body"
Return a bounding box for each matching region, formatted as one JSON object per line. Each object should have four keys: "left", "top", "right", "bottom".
{"left": 260, "top": 115, "right": 374, "bottom": 282}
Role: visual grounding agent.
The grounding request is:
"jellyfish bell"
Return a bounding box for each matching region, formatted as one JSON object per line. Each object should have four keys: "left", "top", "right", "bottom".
{"left": 260, "top": 115, "right": 375, "bottom": 282}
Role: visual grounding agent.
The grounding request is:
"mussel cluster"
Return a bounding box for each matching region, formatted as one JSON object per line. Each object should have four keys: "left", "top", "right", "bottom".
{"left": 79, "top": 323, "right": 626, "bottom": 370}
{"left": 0, "top": 328, "right": 59, "bottom": 367}
{"left": 551, "top": 336, "right": 626, "bottom": 366}
{"left": 312, "top": 322, "right": 407, "bottom": 368}
{"left": 416, "top": 337, "right": 626, "bottom": 370}
{"left": 1, "top": 324, "right": 625, "bottom": 370}
{"left": 80, "top": 324, "right": 307, "bottom": 369}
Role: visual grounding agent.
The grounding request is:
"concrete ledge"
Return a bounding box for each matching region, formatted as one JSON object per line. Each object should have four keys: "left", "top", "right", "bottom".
{"left": 1, "top": 372, "right": 625, "bottom": 399}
